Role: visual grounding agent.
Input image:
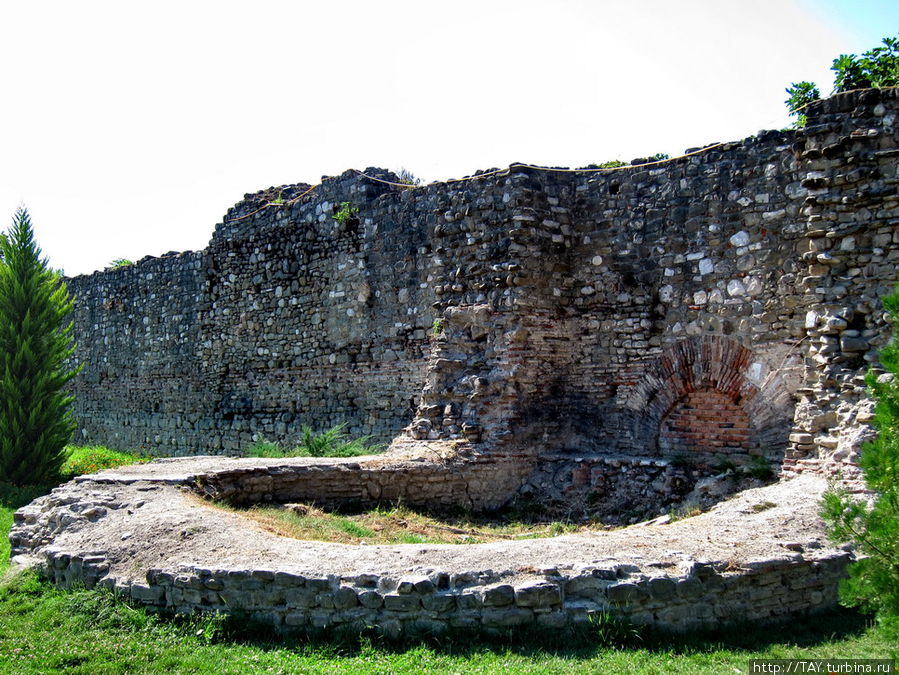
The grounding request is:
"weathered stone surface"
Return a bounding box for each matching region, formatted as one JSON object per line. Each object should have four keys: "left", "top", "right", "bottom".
{"left": 357, "top": 590, "right": 383, "bottom": 609}
{"left": 648, "top": 578, "right": 677, "bottom": 600}
{"left": 482, "top": 607, "right": 534, "bottom": 628}
{"left": 333, "top": 587, "right": 358, "bottom": 609}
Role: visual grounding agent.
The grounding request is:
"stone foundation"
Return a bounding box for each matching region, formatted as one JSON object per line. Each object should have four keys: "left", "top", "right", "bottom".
{"left": 10, "top": 460, "right": 849, "bottom": 637}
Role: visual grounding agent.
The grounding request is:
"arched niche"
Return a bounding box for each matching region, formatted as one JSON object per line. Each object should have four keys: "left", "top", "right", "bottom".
{"left": 623, "top": 336, "right": 795, "bottom": 464}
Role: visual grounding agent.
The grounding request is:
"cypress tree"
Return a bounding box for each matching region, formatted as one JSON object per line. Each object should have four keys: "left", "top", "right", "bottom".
{"left": 0, "top": 208, "right": 79, "bottom": 485}
{"left": 822, "top": 282, "right": 899, "bottom": 625}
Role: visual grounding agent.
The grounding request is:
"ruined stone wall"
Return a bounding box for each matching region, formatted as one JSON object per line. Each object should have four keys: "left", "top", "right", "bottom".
{"left": 67, "top": 91, "right": 899, "bottom": 505}
{"left": 70, "top": 173, "right": 440, "bottom": 453}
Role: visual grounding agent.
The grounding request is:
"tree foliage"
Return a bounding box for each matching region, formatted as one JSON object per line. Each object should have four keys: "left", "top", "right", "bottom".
{"left": 0, "top": 208, "right": 80, "bottom": 485}
{"left": 784, "top": 81, "right": 821, "bottom": 128}
{"left": 821, "top": 283, "right": 899, "bottom": 623}
{"left": 832, "top": 37, "right": 899, "bottom": 92}
{"left": 786, "top": 35, "right": 899, "bottom": 126}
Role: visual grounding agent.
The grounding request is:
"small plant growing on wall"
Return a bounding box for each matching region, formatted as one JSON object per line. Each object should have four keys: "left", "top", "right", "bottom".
{"left": 108, "top": 258, "right": 133, "bottom": 269}
{"left": 395, "top": 168, "right": 421, "bottom": 186}
{"left": 332, "top": 202, "right": 359, "bottom": 227}
{"left": 784, "top": 81, "right": 821, "bottom": 128}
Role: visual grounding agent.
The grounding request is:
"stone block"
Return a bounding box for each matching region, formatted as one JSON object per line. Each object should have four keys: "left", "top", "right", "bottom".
{"left": 333, "top": 587, "right": 358, "bottom": 609}
{"left": 284, "top": 588, "right": 318, "bottom": 608}
{"left": 457, "top": 591, "right": 482, "bottom": 610}
{"left": 203, "top": 577, "right": 224, "bottom": 591}
{"left": 284, "top": 611, "right": 309, "bottom": 627}
{"left": 422, "top": 594, "right": 456, "bottom": 612}
{"left": 357, "top": 590, "right": 383, "bottom": 609}
{"left": 514, "top": 582, "right": 562, "bottom": 608}
{"left": 483, "top": 584, "right": 515, "bottom": 607}
{"left": 384, "top": 594, "right": 421, "bottom": 612}
{"left": 481, "top": 608, "right": 534, "bottom": 628}
{"left": 130, "top": 584, "right": 165, "bottom": 603}
{"left": 379, "top": 619, "right": 403, "bottom": 641}
{"left": 606, "top": 583, "right": 647, "bottom": 605}
{"left": 535, "top": 610, "right": 567, "bottom": 628}
{"left": 306, "top": 577, "right": 331, "bottom": 592}
{"left": 676, "top": 577, "right": 704, "bottom": 599}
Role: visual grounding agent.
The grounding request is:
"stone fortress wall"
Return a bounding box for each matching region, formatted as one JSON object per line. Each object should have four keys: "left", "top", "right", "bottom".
{"left": 67, "top": 89, "right": 899, "bottom": 514}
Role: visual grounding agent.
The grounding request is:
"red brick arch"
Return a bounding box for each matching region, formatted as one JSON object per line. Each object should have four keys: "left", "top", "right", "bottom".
{"left": 624, "top": 336, "right": 793, "bottom": 461}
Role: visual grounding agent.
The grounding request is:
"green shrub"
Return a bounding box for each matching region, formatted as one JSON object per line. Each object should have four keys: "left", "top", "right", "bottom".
{"left": 713, "top": 457, "right": 738, "bottom": 474}
{"left": 0, "top": 482, "right": 51, "bottom": 508}
{"left": 669, "top": 502, "right": 702, "bottom": 522}
{"left": 395, "top": 168, "right": 421, "bottom": 186}
{"left": 245, "top": 424, "right": 381, "bottom": 459}
{"left": 832, "top": 37, "right": 899, "bottom": 92}
{"left": 747, "top": 455, "right": 774, "bottom": 480}
{"left": 822, "top": 282, "right": 899, "bottom": 624}
{"left": 246, "top": 439, "right": 284, "bottom": 457}
{"left": 60, "top": 446, "right": 146, "bottom": 479}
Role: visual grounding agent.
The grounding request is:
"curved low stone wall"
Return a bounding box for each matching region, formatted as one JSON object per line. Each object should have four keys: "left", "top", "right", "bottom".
{"left": 10, "top": 456, "right": 851, "bottom": 637}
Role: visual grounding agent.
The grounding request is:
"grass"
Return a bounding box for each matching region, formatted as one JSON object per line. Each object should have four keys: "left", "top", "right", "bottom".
{"left": 1, "top": 451, "right": 897, "bottom": 672}
{"left": 669, "top": 503, "right": 703, "bottom": 522}
{"left": 0, "top": 558, "right": 896, "bottom": 673}
{"left": 245, "top": 424, "right": 382, "bottom": 459}
{"left": 60, "top": 445, "right": 147, "bottom": 479}
{"left": 220, "top": 502, "right": 585, "bottom": 545}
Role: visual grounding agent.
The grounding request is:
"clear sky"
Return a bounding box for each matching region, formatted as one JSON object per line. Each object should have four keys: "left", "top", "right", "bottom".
{"left": 1, "top": 0, "right": 897, "bottom": 276}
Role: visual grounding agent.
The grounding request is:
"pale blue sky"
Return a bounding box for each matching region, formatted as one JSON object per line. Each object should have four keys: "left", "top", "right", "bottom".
{"left": 0, "top": 0, "right": 896, "bottom": 276}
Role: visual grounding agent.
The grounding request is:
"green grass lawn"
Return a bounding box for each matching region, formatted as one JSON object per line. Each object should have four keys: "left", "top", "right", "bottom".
{"left": 0, "top": 460, "right": 897, "bottom": 673}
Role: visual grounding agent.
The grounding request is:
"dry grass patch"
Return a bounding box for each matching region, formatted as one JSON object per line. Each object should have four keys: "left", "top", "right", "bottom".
{"left": 216, "top": 502, "right": 592, "bottom": 545}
